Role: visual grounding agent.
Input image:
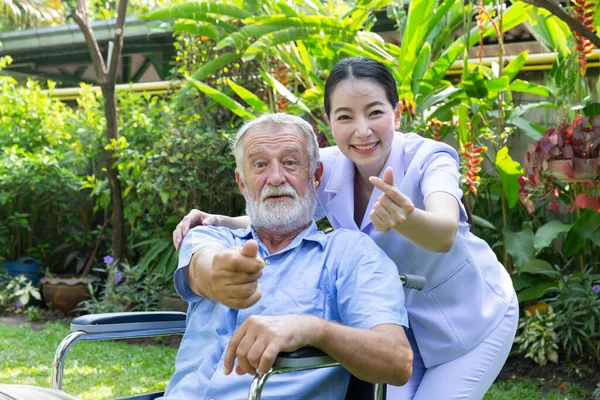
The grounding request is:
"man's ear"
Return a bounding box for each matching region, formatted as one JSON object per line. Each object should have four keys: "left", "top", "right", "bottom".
{"left": 235, "top": 170, "right": 245, "bottom": 194}
{"left": 394, "top": 103, "right": 402, "bottom": 130}
{"left": 313, "top": 162, "right": 324, "bottom": 190}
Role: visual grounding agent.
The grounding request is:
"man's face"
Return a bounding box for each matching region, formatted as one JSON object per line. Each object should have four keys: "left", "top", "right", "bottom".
{"left": 236, "top": 124, "right": 317, "bottom": 234}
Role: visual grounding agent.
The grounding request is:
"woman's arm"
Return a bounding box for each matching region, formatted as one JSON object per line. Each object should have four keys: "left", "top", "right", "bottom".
{"left": 369, "top": 167, "right": 459, "bottom": 253}
{"left": 173, "top": 209, "right": 250, "bottom": 250}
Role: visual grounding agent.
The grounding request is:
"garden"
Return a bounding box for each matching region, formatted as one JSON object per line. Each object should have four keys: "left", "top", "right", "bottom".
{"left": 1, "top": 0, "right": 600, "bottom": 398}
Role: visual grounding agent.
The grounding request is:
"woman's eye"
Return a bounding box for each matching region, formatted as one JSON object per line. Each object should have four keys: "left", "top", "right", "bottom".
{"left": 337, "top": 115, "right": 351, "bottom": 121}
{"left": 255, "top": 162, "right": 265, "bottom": 168}
{"left": 284, "top": 160, "right": 296, "bottom": 166}
{"left": 370, "top": 110, "right": 383, "bottom": 116}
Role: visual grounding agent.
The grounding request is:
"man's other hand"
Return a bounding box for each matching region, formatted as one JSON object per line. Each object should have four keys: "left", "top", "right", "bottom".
{"left": 223, "top": 315, "right": 319, "bottom": 376}
{"left": 211, "top": 240, "right": 264, "bottom": 309}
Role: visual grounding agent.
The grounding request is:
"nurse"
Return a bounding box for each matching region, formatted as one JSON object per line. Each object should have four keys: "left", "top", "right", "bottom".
{"left": 173, "top": 57, "right": 518, "bottom": 399}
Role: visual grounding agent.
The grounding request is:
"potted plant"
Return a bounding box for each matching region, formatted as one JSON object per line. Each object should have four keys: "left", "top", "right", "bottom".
{"left": 526, "top": 115, "right": 600, "bottom": 183}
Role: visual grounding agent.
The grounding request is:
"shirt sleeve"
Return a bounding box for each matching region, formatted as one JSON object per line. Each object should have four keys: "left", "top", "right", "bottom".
{"left": 335, "top": 233, "right": 409, "bottom": 330}
{"left": 174, "top": 226, "right": 231, "bottom": 303}
{"left": 419, "top": 150, "right": 469, "bottom": 222}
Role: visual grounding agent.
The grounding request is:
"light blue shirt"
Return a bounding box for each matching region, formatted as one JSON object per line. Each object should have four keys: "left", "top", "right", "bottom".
{"left": 161, "top": 222, "right": 408, "bottom": 400}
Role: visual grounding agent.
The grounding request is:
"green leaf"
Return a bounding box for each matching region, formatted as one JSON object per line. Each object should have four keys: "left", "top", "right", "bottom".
{"left": 173, "top": 22, "right": 220, "bottom": 39}
{"left": 502, "top": 51, "right": 528, "bottom": 81}
{"left": 504, "top": 225, "right": 534, "bottom": 270}
{"left": 517, "top": 281, "right": 556, "bottom": 303}
{"left": 590, "top": 230, "right": 600, "bottom": 247}
{"left": 510, "top": 117, "right": 544, "bottom": 141}
{"left": 563, "top": 210, "right": 600, "bottom": 257}
{"left": 472, "top": 214, "right": 497, "bottom": 231}
{"left": 424, "top": 0, "right": 457, "bottom": 40}
{"left": 397, "top": 0, "right": 437, "bottom": 89}
{"left": 190, "top": 52, "right": 241, "bottom": 82}
{"left": 509, "top": 79, "right": 551, "bottom": 97}
{"left": 583, "top": 102, "right": 600, "bottom": 121}
{"left": 485, "top": 76, "right": 510, "bottom": 91}
{"left": 534, "top": 220, "right": 572, "bottom": 254}
{"left": 260, "top": 70, "right": 311, "bottom": 114}
{"left": 495, "top": 146, "right": 524, "bottom": 209}
{"left": 243, "top": 27, "right": 352, "bottom": 61}
{"left": 227, "top": 79, "right": 272, "bottom": 114}
{"left": 519, "top": 259, "right": 560, "bottom": 278}
{"left": 462, "top": 70, "right": 488, "bottom": 99}
{"left": 188, "top": 79, "right": 256, "bottom": 120}
{"left": 412, "top": 43, "right": 431, "bottom": 95}
{"left": 141, "top": 2, "right": 252, "bottom": 20}
{"left": 457, "top": 103, "right": 469, "bottom": 146}
{"left": 424, "top": 43, "right": 464, "bottom": 81}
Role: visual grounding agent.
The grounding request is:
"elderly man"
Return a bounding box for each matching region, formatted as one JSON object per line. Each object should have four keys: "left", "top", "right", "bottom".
{"left": 0, "top": 113, "right": 411, "bottom": 400}
{"left": 161, "top": 113, "right": 412, "bottom": 399}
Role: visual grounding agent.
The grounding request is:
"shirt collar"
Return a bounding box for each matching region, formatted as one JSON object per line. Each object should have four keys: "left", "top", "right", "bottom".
{"left": 231, "top": 221, "right": 328, "bottom": 254}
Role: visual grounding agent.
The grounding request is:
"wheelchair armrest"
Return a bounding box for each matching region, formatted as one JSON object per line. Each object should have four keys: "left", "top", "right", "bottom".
{"left": 274, "top": 346, "right": 336, "bottom": 368}
{"left": 400, "top": 273, "right": 427, "bottom": 291}
{"left": 70, "top": 311, "right": 186, "bottom": 334}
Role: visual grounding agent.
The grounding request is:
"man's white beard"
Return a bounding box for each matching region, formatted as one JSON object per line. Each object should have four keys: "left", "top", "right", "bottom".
{"left": 244, "top": 182, "right": 316, "bottom": 234}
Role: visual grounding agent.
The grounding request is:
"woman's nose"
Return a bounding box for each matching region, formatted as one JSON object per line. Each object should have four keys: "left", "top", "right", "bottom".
{"left": 354, "top": 118, "right": 372, "bottom": 139}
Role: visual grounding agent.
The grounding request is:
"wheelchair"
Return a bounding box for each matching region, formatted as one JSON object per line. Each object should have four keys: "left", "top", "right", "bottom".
{"left": 51, "top": 274, "right": 426, "bottom": 400}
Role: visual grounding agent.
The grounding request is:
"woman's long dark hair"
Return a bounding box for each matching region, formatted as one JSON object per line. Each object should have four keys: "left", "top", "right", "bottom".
{"left": 324, "top": 57, "right": 473, "bottom": 228}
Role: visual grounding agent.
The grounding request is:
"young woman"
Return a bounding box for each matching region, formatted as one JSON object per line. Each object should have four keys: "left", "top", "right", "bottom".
{"left": 173, "top": 57, "right": 518, "bottom": 399}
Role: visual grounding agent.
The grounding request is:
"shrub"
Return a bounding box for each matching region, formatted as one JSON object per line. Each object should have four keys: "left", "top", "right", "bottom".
{"left": 514, "top": 307, "right": 559, "bottom": 366}
{"left": 548, "top": 271, "right": 600, "bottom": 362}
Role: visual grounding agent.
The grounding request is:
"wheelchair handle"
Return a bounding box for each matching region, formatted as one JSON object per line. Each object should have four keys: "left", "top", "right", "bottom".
{"left": 400, "top": 274, "right": 427, "bottom": 291}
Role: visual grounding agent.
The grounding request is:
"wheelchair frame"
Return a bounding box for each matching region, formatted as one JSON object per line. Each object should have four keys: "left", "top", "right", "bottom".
{"left": 51, "top": 273, "right": 426, "bottom": 400}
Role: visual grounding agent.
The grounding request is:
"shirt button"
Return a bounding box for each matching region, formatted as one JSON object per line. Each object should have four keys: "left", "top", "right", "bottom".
{"left": 264, "top": 259, "right": 271, "bottom": 265}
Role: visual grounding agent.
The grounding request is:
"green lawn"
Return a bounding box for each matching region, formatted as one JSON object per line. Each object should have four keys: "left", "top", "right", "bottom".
{"left": 0, "top": 320, "right": 176, "bottom": 399}
{"left": 0, "top": 320, "right": 592, "bottom": 399}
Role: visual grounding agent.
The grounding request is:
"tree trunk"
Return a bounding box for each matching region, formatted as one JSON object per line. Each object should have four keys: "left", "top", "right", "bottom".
{"left": 101, "top": 83, "right": 126, "bottom": 261}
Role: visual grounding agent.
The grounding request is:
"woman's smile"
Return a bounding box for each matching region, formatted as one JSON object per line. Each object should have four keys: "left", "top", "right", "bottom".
{"left": 352, "top": 141, "right": 380, "bottom": 154}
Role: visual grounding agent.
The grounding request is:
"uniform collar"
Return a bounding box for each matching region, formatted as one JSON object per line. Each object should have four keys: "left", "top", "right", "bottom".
{"left": 322, "top": 133, "right": 407, "bottom": 231}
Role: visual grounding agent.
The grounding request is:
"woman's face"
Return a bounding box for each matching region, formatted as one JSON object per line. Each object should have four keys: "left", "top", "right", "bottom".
{"left": 328, "top": 78, "right": 399, "bottom": 175}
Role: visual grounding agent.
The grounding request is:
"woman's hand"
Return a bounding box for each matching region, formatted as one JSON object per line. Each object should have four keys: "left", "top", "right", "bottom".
{"left": 368, "top": 167, "right": 415, "bottom": 233}
{"left": 173, "top": 209, "right": 220, "bottom": 251}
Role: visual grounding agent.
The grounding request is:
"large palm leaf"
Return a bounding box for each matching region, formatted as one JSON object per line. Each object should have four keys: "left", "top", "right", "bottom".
{"left": 0, "top": 0, "right": 63, "bottom": 30}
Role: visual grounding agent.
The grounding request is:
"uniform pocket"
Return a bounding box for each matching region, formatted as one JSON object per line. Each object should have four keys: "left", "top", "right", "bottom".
{"left": 424, "top": 260, "right": 469, "bottom": 294}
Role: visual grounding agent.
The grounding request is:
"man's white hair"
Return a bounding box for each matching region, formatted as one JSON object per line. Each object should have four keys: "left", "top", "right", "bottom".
{"left": 231, "top": 113, "right": 321, "bottom": 180}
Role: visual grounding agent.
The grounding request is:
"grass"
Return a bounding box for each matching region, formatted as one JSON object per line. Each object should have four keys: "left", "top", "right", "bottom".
{"left": 484, "top": 379, "right": 592, "bottom": 400}
{"left": 0, "top": 320, "right": 593, "bottom": 400}
{"left": 0, "top": 320, "right": 176, "bottom": 399}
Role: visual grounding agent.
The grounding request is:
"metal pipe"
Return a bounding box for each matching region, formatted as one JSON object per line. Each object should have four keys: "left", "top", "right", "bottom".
{"left": 51, "top": 331, "right": 87, "bottom": 390}
{"left": 51, "top": 327, "right": 186, "bottom": 390}
{"left": 38, "top": 50, "right": 600, "bottom": 101}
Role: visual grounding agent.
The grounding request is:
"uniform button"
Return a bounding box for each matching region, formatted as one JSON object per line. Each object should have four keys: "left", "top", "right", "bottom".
{"left": 209, "top": 398, "right": 215, "bottom": 400}
{"left": 265, "top": 259, "right": 271, "bottom": 265}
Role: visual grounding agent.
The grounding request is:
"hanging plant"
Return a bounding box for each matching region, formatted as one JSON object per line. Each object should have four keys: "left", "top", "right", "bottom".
{"left": 526, "top": 115, "right": 600, "bottom": 183}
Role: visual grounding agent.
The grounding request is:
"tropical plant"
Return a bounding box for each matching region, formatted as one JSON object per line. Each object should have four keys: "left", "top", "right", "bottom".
{"left": 0, "top": 275, "right": 41, "bottom": 313}
{"left": 0, "top": 0, "right": 63, "bottom": 31}
{"left": 78, "top": 258, "right": 164, "bottom": 313}
{"left": 548, "top": 270, "right": 600, "bottom": 362}
{"left": 514, "top": 306, "right": 559, "bottom": 366}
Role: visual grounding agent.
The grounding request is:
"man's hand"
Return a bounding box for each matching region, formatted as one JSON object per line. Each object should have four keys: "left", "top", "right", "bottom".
{"left": 210, "top": 240, "right": 264, "bottom": 309}
{"left": 223, "top": 315, "right": 319, "bottom": 376}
